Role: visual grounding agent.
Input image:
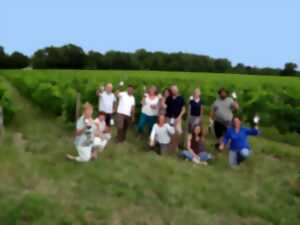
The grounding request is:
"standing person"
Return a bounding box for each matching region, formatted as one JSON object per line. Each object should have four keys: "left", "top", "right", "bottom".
{"left": 165, "top": 85, "right": 185, "bottom": 149}
{"left": 149, "top": 115, "right": 175, "bottom": 155}
{"left": 188, "top": 88, "right": 204, "bottom": 133}
{"left": 93, "top": 112, "right": 111, "bottom": 156}
{"left": 210, "top": 88, "right": 239, "bottom": 149}
{"left": 66, "top": 102, "right": 96, "bottom": 162}
{"left": 158, "top": 88, "right": 171, "bottom": 115}
{"left": 180, "top": 125, "right": 211, "bottom": 165}
{"left": 137, "top": 86, "right": 160, "bottom": 135}
{"left": 96, "top": 83, "right": 116, "bottom": 127}
{"left": 116, "top": 85, "right": 136, "bottom": 142}
{"left": 219, "top": 116, "right": 260, "bottom": 166}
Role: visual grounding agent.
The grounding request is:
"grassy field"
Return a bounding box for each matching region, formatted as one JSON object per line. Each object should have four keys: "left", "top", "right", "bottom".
{"left": 0, "top": 71, "right": 300, "bottom": 225}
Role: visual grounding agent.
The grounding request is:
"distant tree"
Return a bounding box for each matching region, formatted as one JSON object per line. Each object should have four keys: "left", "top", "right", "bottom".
{"left": 281, "top": 62, "right": 298, "bottom": 76}
{"left": 214, "top": 58, "right": 232, "bottom": 73}
{"left": 8, "top": 51, "right": 30, "bottom": 68}
{"left": 86, "top": 51, "right": 103, "bottom": 69}
{"left": 0, "top": 46, "right": 8, "bottom": 68}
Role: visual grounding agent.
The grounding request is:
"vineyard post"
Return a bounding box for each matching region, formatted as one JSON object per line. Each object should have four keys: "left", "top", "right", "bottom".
{"left": 75, "top": 92, "right": 81, "bottom": 120}
{"left": 0, "top": 106, "right": 4, "bottom": 141}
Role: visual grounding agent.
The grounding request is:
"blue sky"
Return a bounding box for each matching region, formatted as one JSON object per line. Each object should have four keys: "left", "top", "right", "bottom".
{"left": 1, "top": 0, "right": 299, "bottom": 68}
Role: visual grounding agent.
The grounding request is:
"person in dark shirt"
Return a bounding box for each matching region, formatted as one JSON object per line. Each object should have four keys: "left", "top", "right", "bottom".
{"left": 165, "top": 85, "right": 186, "bottom": 150}
{"left": 188, "top": 88, "right": 204, "bottom": 133}
{"left": 180, "top": 125, "right": 211, "bottom": 165}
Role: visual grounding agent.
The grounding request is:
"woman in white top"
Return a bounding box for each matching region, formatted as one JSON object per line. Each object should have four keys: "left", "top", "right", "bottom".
{"left": 137, "top": 85, "right": 160, "bottom": 134}
{"left": 93, "top": 112, "right": 112, "bottom": 158}
{"left": 149, "top": 115, "right": 175, "bottom": 154}
{"left": 66, "top": 102, "right": 97, "bottom": 162}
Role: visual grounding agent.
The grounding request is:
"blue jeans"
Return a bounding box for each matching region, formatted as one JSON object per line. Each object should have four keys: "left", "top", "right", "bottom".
{"left": 137, "top": 113, "right": 157, "bottom": 134}
{"left": 229, "top": 148, "right": 251, "bottom": 166}
{"left": 180, "top": 150, "right": 212, "bottom": 161}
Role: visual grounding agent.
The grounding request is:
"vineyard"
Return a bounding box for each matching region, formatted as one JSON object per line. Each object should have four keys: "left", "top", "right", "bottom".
{"left": 1, "top": 70, "right": 300, "bottom": 134}
{"left": 0, "top": 69, "right": 300, "bottom": 225}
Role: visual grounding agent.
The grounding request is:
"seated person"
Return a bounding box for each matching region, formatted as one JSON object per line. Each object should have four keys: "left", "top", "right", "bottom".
{"left": 219, "top": 116, "right": 260, "bottom": 166}
{"left": 93, "top": 112, "right": 111, "bottom": 154}
{"left": 149, "top": 115, "right": 175, "bottom": 155}
{"left": 180, "top": 125, "right": 211, "bottom": 165}
{"left": 66, "top": 102, "right": 96, "bottom": 162}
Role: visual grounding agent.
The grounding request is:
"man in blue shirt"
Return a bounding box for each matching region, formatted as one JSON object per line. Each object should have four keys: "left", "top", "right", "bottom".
{"left": 219, "top": 116, "right": 259, "bottom": 166}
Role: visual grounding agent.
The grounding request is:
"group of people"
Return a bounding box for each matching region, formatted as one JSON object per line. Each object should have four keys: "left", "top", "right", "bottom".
{"left": 66, "top": 82, "right": 260, "bottom": 167}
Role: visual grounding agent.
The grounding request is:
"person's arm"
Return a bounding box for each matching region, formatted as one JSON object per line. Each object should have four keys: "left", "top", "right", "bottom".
{"left": 231, "top": 98, "right": 239, "bottom": 111}
{"left": 246, "top": 127, "right": 260, "bottom": 136}
{"left": 75, "top": 118, "right": 85, "bottom": 136}
{"left": 209, "top": 102, "right": 216, "bottom": 121}
{"left": 149, "top": 125, "right": 156, "bottom": 146}
{"left": 176, "top": 106, "right": 186, "bottom": 124}
{"left": 131, "top": 106, "right": 135, "bottom": 122}
{"left": 186, "top": 134, "right": 197, "bottom": 157}
{"left": 141, "top": 96, "right": 146, "bottom": 105}
{"left": 166, "top": 124, "right": 175, "bottom": 135}
{"left": 219, "top": 129, "right": 231, "bottom": 150}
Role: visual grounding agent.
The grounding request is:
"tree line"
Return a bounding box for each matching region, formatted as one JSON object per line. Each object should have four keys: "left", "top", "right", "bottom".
{"left": 0, "top": 44, "right": 299, "bottom": 76}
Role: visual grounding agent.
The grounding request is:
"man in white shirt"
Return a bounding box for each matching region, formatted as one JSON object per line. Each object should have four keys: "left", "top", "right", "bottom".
{"left": 96, "top": 83, "right": 116, "bottom": 126}
{"left": 116, "top": 85, "right": 136, "bottom": 142}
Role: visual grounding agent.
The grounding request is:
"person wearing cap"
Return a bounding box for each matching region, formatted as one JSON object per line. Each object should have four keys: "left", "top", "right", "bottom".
{"left": 66, "top": 102, "right": 97, "bottom": 162}
{"left": 137, "top": 85, "right": 160, "bottom": 135}
{"left": 210, "top": 87, "right": 239, "bottom": 149}
{"left": 116, "top": 85, "right": 136, "bottom": 142}
{"left": 219, "top": 116, "right": 260, "bottom": 166}
{"left": 187, "top": 88, "right": 204, "bottom": 133}
{"left": 165, "top": 85, "right": 186, "bottom": 150}
{"left": 96, "top": 83, "right": 116, "bottom": 127}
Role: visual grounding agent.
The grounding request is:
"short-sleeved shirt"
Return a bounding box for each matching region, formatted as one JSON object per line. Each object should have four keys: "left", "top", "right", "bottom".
{"left": 117, "top": 92, "right": 135, "bottom": 117}
{"left": 189, "top": 99, "right": 204, "bottom": 117}
{"left": 166, "top": 96, "right": 185, "bottom": 118}
{"left": 74, "top": 116, "right": 96, "bottom": 147}
{"left": 142, "top": 94, "right": 160, "bottom": 116}
{"left": 211, "top": 97, "right": 235, "bottom": 125}
{"left": 98, "top": 91, "right": 116, "bottom": 114}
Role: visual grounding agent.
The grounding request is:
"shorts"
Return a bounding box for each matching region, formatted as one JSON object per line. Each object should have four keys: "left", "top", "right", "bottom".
{"left": 188, "top": 115, "right": 202, "bottom": 133}
{"left": 167, "top": 117, "right": 183, "bottom": 134}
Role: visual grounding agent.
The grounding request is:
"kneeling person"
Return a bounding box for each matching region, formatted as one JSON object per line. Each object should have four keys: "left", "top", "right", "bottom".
{"left": 66, "top": 103, "right": 96, "bottom": 162}
{"left": 149, "top": 115, "right": 175, "bottom": 155}
{"left": 219, "top": 116, "right": 259, "bottom": 166}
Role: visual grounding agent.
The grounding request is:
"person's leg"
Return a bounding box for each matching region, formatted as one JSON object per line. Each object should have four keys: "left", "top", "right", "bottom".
{"left": 180, "top": 150, "right": 194, "bottom": 161}
{"left": 116, "top": 113, "right": 125, "bottom": 142}
{"left": 105, "top": 114, "right": 112, "bottom": 127}
{"left": 159, "top": 143, "right": 169, "bottom": 155}
{"left": 213, "top": 121, "right": 227, "bottom": 149}
{"left": 123, "top": 115, "right": 131, "bottom": 141}
{"left": 75, "top": 146, "right": 92, "bottom": 162}
{"left": 238, "top": 148, "right": 251, "bottom": 164}
{"left": 137, "top": 113, "right": 147, "bottom": 134}
{"left": 199, "top": 151, "right": 212, "bottom": 161}
{"left": 229, "top": 151, "right": 238, "bottom": 167}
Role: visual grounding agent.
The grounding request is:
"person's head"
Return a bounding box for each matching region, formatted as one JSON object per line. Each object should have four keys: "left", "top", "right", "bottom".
{"left": 192, "top": 125, "right": 204, "bottom": 138}
{"left": 105, "top": 83, "right": 113, "bottom": 93}
{"left": 163, "top": 88, "right": 171, "bottom": 98}
{"left": 127, "top": 85, "right": 134, "bottom": 95}
{"left": 193, "top": 88, "right": 201, "bottom": 99}
{"left": 83, "top": 102, "right": 93, "bottom": 118}
{"left": 218, "top": 87, "right": 229, "bottom": 100}
{"left": 170, "top": 85, "right": 179, "bottom": 96}
{"left": 232, "top": 116, "right": 242, "bottom": 129}
{"left": 148, "top": 85, "right": 157, "bottom": 96}
{"left": 98, "top": 112, "right": 106, "bottom": 121}
{"left": 157, "top": 115, "right": 166, "bottom": 125}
